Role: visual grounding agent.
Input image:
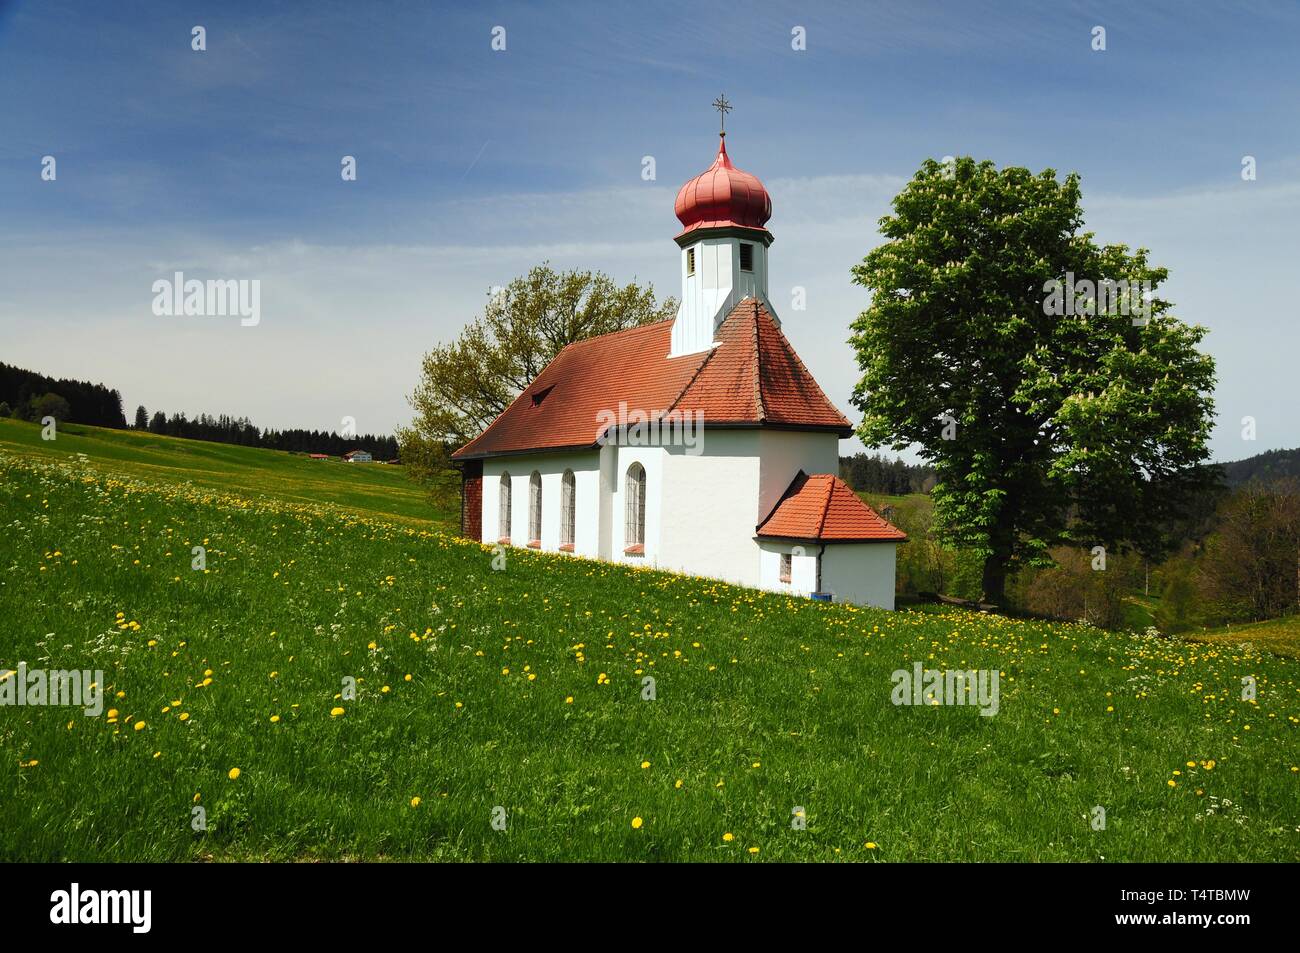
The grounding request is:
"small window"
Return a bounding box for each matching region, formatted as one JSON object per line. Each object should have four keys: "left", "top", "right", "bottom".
{"left": 498, "top": 472, "right": 512, "bottom": 542}
{"left": 528, "top": 471, "right": 542, "bottom": 545}
{"left": 560, "top": 470, "right": 576, "bottom": 549}
{"left": 686, "top": 247, "right": 696, "bottom": 276}
{"left": 739, "top": 242, "right": 754, "bottom": 272}
{"left": 780, "top": 552, "right": 792, "bottom": 584}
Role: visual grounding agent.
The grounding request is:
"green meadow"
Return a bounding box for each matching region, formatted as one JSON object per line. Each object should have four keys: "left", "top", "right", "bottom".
{"left": 1, "top": 421, "right": 1297, "bottom": 861}
{"left": 0, "top": 418, "right": 444, "bottom": 527}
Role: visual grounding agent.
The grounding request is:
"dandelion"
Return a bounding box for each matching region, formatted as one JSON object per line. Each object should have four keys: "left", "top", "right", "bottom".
{"left": 269, "top": 715, "right": 280, "bottom": 723}
{"left": 228, "top": 768, "right": 241, "bottom": 780}
{"left": 722, "top": 832, "right": 734, "bottom": 842}
{"left": 564, "top": 696, "right": 573, "bottom": 704}
{"left": 133, "top": 721, "right": 146, "bottom": 731}
{"left": 404, "top": 674, "right": 412, "bottom": 682}
{"left": 631, "top": 816, "right": 643, "bottom": 829}
{"left": 748, "top": 846, "right": 759, "bottom": 855}
{"left": 865, "top": 842, "right": 878, "bottom": 849}
{"left": 410, "top": 796, "right": 421, "bottom": 808}
{"left": 330, "top": 706, "right": 345, "bottom": 717}
{"left": 641, "top": 761, "right": 650, "bottom": 769}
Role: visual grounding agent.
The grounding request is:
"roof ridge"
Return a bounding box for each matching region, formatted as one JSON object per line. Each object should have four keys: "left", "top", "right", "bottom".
{"left": 750, "top": 299, "right": 766, "bottom": 423}
{"left": 756, "top": 469, "right": 808, "bottom": 532}
{"left": 663, "top": 328, "right": 724, "bottom": 417}
{"left": 754, "top": 306, "right": 852, "bottom": 430}
{"left": 816, "top": 474, "right": 835, "bottom": 537}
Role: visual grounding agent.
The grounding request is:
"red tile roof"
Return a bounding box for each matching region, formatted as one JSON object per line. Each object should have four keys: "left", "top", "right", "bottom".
{"left": 452, "top": 298, "right": 851, "bottom": 459}
{"left": 757, "top": 472, "right": 907, "bottom": 543}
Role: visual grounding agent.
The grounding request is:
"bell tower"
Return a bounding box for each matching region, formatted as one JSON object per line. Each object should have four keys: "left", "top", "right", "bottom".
{"left": 669, "top": 97, "right": 775, "bottom": 358}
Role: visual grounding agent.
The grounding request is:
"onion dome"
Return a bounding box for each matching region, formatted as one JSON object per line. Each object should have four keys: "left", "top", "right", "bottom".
{"left": 673, "top": 135, "right": 772, "bottom": 240}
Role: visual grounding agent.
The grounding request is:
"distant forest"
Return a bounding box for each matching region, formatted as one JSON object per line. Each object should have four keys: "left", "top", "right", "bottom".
{"left": 839, "top": 452, "right": 937, "bottom": 495}
{"left": 1, "top": 362, "right": 397, "bottom": 460}
{"left": 0, "top": 362, "right": 127, "bottom": 428}
{"left": 841, "top": 446, "right": 1300, "bottom": 496}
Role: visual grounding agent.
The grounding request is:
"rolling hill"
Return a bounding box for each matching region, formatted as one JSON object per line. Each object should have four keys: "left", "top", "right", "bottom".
{"left": 1, "top": 423, "right": 1297, "bottom": 861}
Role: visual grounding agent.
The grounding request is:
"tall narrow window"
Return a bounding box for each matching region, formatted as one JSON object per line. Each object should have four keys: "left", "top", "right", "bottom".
{"left": 780, "top": 552, "right": 792, "bottom": 584}
{"left": 528, "top": 471, "right": 542, "bottom": 546}
{"left": 686, "top": 247, "right": 696, "bottom": 276}
{"left": 498, "top": 472, "right": 512, "bottom": 542}
{"left": 625, "top": 463, "right": 646, "bottom": 554}
{"left": 739, "top": 242, "right": 754, "bottom": 272}
{"left": 560, "top": 470, "right": 576, "bottom": 550}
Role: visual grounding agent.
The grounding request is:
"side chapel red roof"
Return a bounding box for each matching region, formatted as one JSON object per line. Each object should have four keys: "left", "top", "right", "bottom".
{"left": 756, "top": 471, "right": 907, "bottom": 543}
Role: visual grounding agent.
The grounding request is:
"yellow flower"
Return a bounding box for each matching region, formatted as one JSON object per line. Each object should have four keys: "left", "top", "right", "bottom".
{"left": 330, "top": 706, "right": 345, "bottom": 717}
{"left": 722, "top": 832, "right": 734, "bottom": 842}
{"left": 748, "top": 846, "right": 759, "bottom": 855}
{"left": 640, "top": 761, "right": 651, "bottom": 769}
{"left": 269, "top": 715, "right": 280, "bottom": 723}
{"left": 1167, "top": 779, "right": 1177, "bottom": 787}
{"left": 228, "top": 768, "right": 241, "bottom": 780}
{"left": 631, "top": 816, "right": 643, "bottom": 829}
{"left": 179, "top": 712, "right": 190, "bottom": 721}
{"left": 404, "top": 674, "right": 412, "bottom": 682}
{"left": 865, "top": 842, "right": 878, "bottom": 849}
{"left": 133, "top": 721, "right": 146, "bottom": 731}
{"left": 410, "top": 796, "right": 421, "bottom": 808}
{"left": 674, "top": 779, "right": 683, "bottom": 789}
{"left": 381, "top": 686, "right": 390, "bottom": 694}
{"left": 107, "top": 708, "right": 119, "bottom": 719}
{"left": 564, "top": 696, "right": 573, "bottom": 704}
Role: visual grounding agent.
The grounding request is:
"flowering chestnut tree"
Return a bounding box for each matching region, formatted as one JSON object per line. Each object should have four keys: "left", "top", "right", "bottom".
{"left": 850, "top": 157, "right": 1216, "bottom": 603}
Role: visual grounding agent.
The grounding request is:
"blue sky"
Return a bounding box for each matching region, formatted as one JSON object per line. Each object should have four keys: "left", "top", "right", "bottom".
{"left": 1, "top": 0, "right": 1297, "bottom": 461}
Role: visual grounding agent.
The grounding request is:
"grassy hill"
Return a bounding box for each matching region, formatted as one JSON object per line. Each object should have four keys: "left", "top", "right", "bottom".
{"left": 0, "top": 418, "right": 448, "bottom": 527}
{"left": 1, "top": 430, "right": 1298, "bottom": 861}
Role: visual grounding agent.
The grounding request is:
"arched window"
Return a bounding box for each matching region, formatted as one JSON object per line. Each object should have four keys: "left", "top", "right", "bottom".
{"left": 560, "top": 470, "right": 576, "bottom": 549}
{"left": 528, "top": 471, "right": 542, "bottom": 545}
{"left": 625, "top": 462, "right": 646, "bottom": 553}
{"left": 498, "top": 472, "right": 512, "bottom": 542}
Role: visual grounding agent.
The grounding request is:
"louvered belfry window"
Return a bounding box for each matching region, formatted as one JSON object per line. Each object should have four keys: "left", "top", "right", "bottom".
{"left": 561, "top": 470, "right": 576, "bottom": 546}
{"left": 529, "top": 471, "right": 542, "bottom": 542}
{"left": 739, "top": 242, "right": 754, "bottom": 272}
{"left": 625, "top": 463, "right": 646, "bottom": 549}
{"left": 498, "top": 472, "right": 512, "bottom": 539}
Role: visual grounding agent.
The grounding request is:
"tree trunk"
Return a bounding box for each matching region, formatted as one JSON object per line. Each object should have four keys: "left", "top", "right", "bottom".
{"left": 980, "top": 551, "right": 1008, "bottom": 606}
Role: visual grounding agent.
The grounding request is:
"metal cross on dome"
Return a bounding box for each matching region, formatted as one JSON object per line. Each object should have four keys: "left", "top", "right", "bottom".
{"left": 712, "top": 93, "right": 732, "bottom": 134}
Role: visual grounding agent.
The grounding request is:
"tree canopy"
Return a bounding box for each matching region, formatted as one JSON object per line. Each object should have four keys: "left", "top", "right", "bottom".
{"left": 399, "top": 264, "right": 676, "bottom": 501}
{"left": 850, "top": 157, "right": 1216, "bottom": 602}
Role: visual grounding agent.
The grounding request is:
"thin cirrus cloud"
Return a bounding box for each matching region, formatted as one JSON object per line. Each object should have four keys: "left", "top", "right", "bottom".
{"left": 0, "top": 0, "right": 1296, "bottom": 464}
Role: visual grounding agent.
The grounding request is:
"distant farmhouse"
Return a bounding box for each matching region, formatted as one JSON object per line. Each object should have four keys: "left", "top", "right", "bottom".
{"left": 343, "top": 450, "right": 373, "bottom": 463}
{"left": 451, "top": 127, "right": 905, "bottom": 608}
{"left": 308, "top": 453, "right": 333, "bottom": 461}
